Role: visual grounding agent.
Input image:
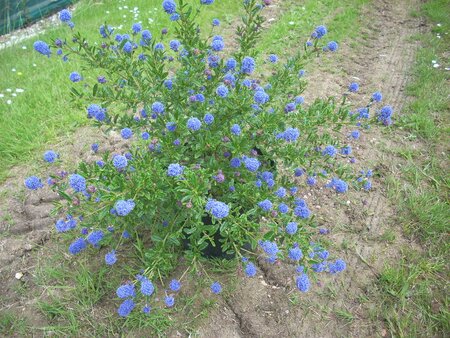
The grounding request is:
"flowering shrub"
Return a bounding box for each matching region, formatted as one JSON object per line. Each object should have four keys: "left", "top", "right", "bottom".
{"left": 27, "top": 0, "right": 392, "bottom": 317}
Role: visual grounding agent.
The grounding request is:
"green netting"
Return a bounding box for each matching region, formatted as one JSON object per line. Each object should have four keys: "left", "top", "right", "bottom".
{"left": 0, "top": 0, "right": 74, "bottom": 36}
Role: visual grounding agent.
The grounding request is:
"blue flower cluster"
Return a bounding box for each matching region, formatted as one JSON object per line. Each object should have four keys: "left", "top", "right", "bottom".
{"left": 276, "top": 127, "right": 300, "bottom": 142}
{"left": 167, "top": 163, "right": 184, "bottom": 177}
{"left": 114, "top": 199, "right": 135, "bottom": 216}
{"left": 55, "top": 215, "right": 77, "bottom": 233}
{"left": 205, "top": 199, "right": 230, "bottom": 219}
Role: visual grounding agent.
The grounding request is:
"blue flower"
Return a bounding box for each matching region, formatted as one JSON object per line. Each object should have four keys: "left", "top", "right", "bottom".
{"left": 275, "top": 187, "right": 286, "bottom": 198}
{"left": 152, "top": 101, "right": 165, "bottom": 114}
{"left": 212, "top": 18, "right": 220, "bottom": 26}
{"left": 91, "top": 143, "right": 99, "bottom": 153}
{"left": 208, "top": 54, "right": 220, "bottom": 68}
{"left": 118, "top": 299, "right": 135, "bottom": 317}
{"left": 201, "top": 0, "right": 215, "bottom": 4}
{"left": 33, "top": 41, "right": 51, "bottom": 57}
{"left": 296, "top": 273, "right": 310, "bottom": 292}
{"left": 286, "top": 222, "right": 298, "bottom": 235}
{"left": 377, "top": 105, "right": 393, "bottom": 125}
{"left": 123, "top": 41, "right": 133, "bottom": 53}
{"left": 278, "top": 203, "right": 289, "bottom": 214}
{"left": 341, "top": 146, "right": 352, "bottom": 155}
{"left": 141, "top": 278, "right": 154, "bottom": 296}
{"left": 328, "top": 178, "right": 348, "bottom": 193}
{"left": 204, "top": 114, "right": 214, "bottom": 125}
{"left": 164, "top": 295, "right": 174, "bottom": 307}
{"left": 259, "top": 240, "right": 279, "bottom": 257}
{"left": 348, "top": 82, "right": 359, "bottom": 92}
{"left": 329, "top": 259, "right": 346, "bottom": 274}
{"left": 166, "top": 122, "right": 177, "bottom": 132}
{"left": 294, "top": 206, "right": 311, "bottom": 219}
{"left": 132, "top": 23, "right": 142, "bottom": 34}
{"left": 59, "top": 9, "right": 72, "bottom": 22}
{"left": 55, "top": 219, "right": 72, "bottom": 232}
{"left": 245, "top": 263, "right": 257, "bottom": 277}
{"left": 350, "top": 130, "right": 360, "bottom": 139}
{"left": 216, "top": 85, "right": 229, "bottom": 98}
{"left": 121, "top": 128, "right": 133, "bottom": 139}
{"left": 69, "top": 72, "right": 82, "bottom": 82}
{"left": 115, "top": 199, "right": 135, "bottom": 216}
{"left": 205, "top": 200, "right": 230, "bottom": 219}
{"left": 167, "top": 163, "right": 184, "bottom": 177}
{"left": 306, "top": 176, "right": 316, "bottom": 186}
{"left": 268, "top": 54, "right": 278, "bottom": 63}
{"left": 105, "top": 250, "right": 117, "bottom": 265}
{"left": 364, "top": 181, "right": 372, "bottom": 191}
{"left": 117, "top": 284, "right": 136, "bottom": 298}
{"left": 284, "top": 102, "right": 296, "bottom": 113}
{"left": 226, "top": 58, "right": 237, "bottom": 71}
{"left": 170, "top": 13, "right": 180, "bottom": 21}
{"left": 258, "top": 199, "right": 273, "bottom": 211}
{"left": 69, "top": 174, "right": 86, "bottom": 192}
{"left": 294, "top": 198, "right": 307, "bottom": 208}
{"left": 288, "top": 247, "right": 303, "bottom": 261}
{"left": 231, "top": 124, "right": 241, "bottom": 135}
{"left": 322, "top": 145, "right": 337, "bottom": 157}
{"left": 294, "top": 168, "right": 304, "bottom": 177}
{"left": 142, "top": 132, "right": 150, "bottom": 140}
{"left": 312, "top": 262, "right": 327, "bottom": 272}
{"left": 243, "top": 157, "right": 260, "bottom": 172}
{"left": 169, "top": 279, "right": 181, "bottom": 292}
{"left": 162, "top": 0, "right": 176, "bottom": 14}
{"left": 277, "top": 127, "right": 300, "bottom": 142}
{"left": 43, "top": 150, "right": 58, "bottom": 163}
{"left": 372, "top": 91, "right": 382, "bottom": 102}
{"left": 210, "top": 282, "right": 222, "bottom": 294}
{"left": 155, "top": 42, "right": 164, "bottom": 51}
{"left": 113, "top": 155, "right": 128, "bottom": 169}
{"left": 87, "top": 230, "right": 104, "bottom": 246}
{"left": 230, "top": 158, "right": 241, "bottom": 168}
{"left": 68, "top": 238, "right": 87, "bottom": 255}
{"left": 314, "top": 25, "right": 327, "bottom": 38}
{"left": 187, "top": 117, "right": 202, "bottom": 131}
{"left": 99, "top": 25, "right": 113, "bottom": 38}
{"left": 170, "top": 39, "right": 181, "bottom": 51}
{"left": 295, "top": 96, "right": 304, "bottom": 105}
{"left": 86, "top": 104, "right": 106, "bottom": 121}
{"left": 142, "top": 30, "right": 152, "bottom": 41}
{"left": 254, "top": 90, "right": 269, "bottom": 104}
{"left": 211, "top": 39, "right": 224, "bottom": 51}
{"left": 318, "top": 250, "right": 329, "bottom": 260}
{"left": 327, "top": 41, "right": 338, "bottom": 52}
{"left": 241, "top": 56, "right": 255, "bottom": 74}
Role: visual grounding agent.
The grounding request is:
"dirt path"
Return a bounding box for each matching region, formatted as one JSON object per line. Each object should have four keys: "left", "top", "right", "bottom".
{"left": 196, "top": 0, "right": 425, "bottom": 337}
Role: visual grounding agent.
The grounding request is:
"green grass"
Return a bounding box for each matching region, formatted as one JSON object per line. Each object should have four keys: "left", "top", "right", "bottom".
{"left": 0, "top": 0, "right": 243, "bottom": 181}
{"left": 375, "top": 0, "right": 450, "bottom": 336}
{"left": 0, "top": 311, "right": 29, "bottom": 336}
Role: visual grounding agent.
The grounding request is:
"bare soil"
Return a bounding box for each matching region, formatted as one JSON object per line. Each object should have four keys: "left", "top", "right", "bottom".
{"left": 0, "top": 0, "right": 428, "bottom": 337}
